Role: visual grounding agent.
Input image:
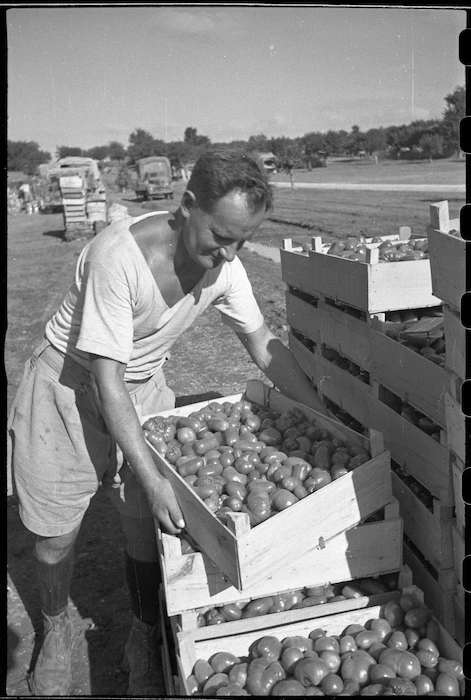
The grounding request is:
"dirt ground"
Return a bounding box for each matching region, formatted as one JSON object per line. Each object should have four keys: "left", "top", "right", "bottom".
{"left": 5, "top": 183, "right": 289, "bottom": 697}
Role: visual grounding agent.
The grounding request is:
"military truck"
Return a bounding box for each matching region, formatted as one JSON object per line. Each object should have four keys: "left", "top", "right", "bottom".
{"left": 135, "top": 156, "right": 174, "bottom": 201}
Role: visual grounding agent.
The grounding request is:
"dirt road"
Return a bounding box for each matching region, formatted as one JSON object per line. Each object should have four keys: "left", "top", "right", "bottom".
{"left": 273, "top": 181, "right": 465, "bottom": 192}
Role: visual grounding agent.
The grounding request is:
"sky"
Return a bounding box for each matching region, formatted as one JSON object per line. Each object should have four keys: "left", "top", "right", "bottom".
{"left": 6, "top": 5, "right": 466, "bottom": 159}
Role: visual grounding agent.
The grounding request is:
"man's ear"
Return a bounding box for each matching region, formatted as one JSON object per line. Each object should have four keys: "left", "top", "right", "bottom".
{"left": 181, "top": 190, "right": 196, "bottom": 218}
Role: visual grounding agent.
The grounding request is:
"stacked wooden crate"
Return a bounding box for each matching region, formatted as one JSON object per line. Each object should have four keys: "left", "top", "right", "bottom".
{"left": 427, "top": 200, "right": 466, "bottom": 646}
{"left": 280, "top": 211, "right": 462, "bottom": 641}
{"left": 144, "top": 379, "right": 403, "bottom": 694}
{"left": 59, "top": 174, "right": 88, "bottom": 228}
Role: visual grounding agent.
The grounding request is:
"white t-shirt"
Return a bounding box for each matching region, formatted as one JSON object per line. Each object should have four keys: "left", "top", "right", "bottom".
{"left": 45, "top": 212, "right": 264, "bottom": 381}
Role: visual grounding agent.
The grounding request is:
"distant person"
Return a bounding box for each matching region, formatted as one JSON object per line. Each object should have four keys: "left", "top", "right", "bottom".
{"left": 18, "top": 181, "right": 32, "bottom": 208}
{"left": 8, "top": 147, "right": 327, "bottom": 696}
{"left": 284, "top": 159, "right": 294, "bottom": 192}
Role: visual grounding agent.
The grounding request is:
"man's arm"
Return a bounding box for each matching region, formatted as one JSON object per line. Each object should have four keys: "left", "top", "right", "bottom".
{"left": 88, "top": 355, "right": 185, "bottom": 534}
{"left": 236, "top": 323, "right": 329, "bottom": 416}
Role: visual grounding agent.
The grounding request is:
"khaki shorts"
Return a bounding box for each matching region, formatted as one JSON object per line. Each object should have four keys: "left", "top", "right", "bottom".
{"left": 7, "top": 339, "right": 175, "bottom": 537}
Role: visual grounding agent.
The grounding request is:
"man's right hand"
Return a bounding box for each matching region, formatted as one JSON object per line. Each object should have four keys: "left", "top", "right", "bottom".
{"left": 144, "top": 475, "right": 185, "bottom": 535}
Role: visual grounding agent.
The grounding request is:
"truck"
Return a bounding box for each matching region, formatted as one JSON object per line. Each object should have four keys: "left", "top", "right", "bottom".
{"left": 135, "top": 156, "right": 174, "bottom": 201}
{"left": 37, "top": 157, "right": 108, "bottom": 236}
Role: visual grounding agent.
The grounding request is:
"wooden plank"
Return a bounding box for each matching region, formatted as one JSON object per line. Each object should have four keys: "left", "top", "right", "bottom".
{"left": 402, "top": 540, "right": 457, "bottom": 639}
{"left": 146, "top": 380, "right": 391, "bottom": 590}
{"left": 371, "top": 331, "right": 448, "bottom": 428}
{"left": 453, "top": 594, "right": 465, "bottom": 647}
{"left": 287, "top": 332, "right": 319, "bottom": 385}
{"left": 452, "top": 459, "right": 465, "bottom": 537}
{"left": 176, "top": 596, "right": 462, "bottom": 695}
{"left": 286, "top": 292, "right": 371, "bottom": 369}
{"left": 427, "top": 225, "right": 466, "bottom": 312}
{"left": 368, "top": 395, "right": 454, "bottom": 505}
{"left": 391, "top": 471, "right": 454, "bottom": 571}
{"left": 158, "top": 504, "right": 402, "bottom": 617}
{"left": 445, "top": 392, "right": 466, "bottom": 464}
{"left": 444, "top": 304, "right": 465, "bottom": 382}
{"left": 158, "top": 586, "right": 175, "bottom": 697}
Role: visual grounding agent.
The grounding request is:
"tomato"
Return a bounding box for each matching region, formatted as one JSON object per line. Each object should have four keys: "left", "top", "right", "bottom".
{"left": 314, "top": 636, "right": 340, "bottom": 654}
{"left": 414, "top": 673, "right": 435, "bottom": 695}
{"left": 340, "top": 650, "right": 376, "bottom": 687}
{"left": 355, "top": 630, "right": 380, "bottom": 650}
{"left": 271, "top": 488, "right": 299, "bottom": 511}
{"left": 435, "top": 671, "right": 461, "bottom": 696}
{"left": 228, "top": 662, "right": 248, "bottom": 687}
{"left": 292, "top": 594, "right": 327, "bottom": 609}
{"left": 203, "top": 672, "right": 230, "bottom": 694}
{"left": 437, "top": 658, "right": 464, "bottom": 681}
{"left": 308, "top": 628, "right": 326, "bottom": 642}
{"left": 386, "top": 631, "right": 408, "bottom": 651}
{"left": 204, "top": 609, "right": 225, "bottom": 625}
{"left": 176, "top": 427, "right": 197, "bottom": 444}
{"left": 424, "top": 619, "right": 440, "bottom": 643}
{"left": 404, "top": 627, "right": 421, "bottom": 649}
{"left": 246, "top": 479, "right": 275, "bottom": 495}
{"left": 319, "top": 649, "right": 341, "bottom": 673}
{"left": 399, "top": 593, "right": 419, "bottom": 612}
{"left": 234, "top": 456, "right": 255, "bottom": 475}
{"left": 383, "top": 678, "right": 417, "bottom": 694}
{"left": 378, "top": 648, "right": 421, "bottom": 680}
{"left": 293, "top": 657, "right": 329, "bottom": 686}
{"left": 403, "top": 606, "right": 431, "bottom": 629}
{"left": 215, "top": 682, "right": 249, "bottom": 696}
{"left": 272, "top": 465, "right": 293, "bottom": 483}
{"left": 369, "top": 618, "right": 392, "bottom": 642}
{"left": 253, "top": 635, "right": 282, "bottom": 662}
{"left": 220, "top": 603, "right": 243, "bottom": 622}
{"left": 281, "top": 646, "right": 305, "bottom": 673}
{"left": 416, "top": 649, "right": 439, "bottom": 669}
{"left": 282, "top": 635, "right": 314, "bottom": 652}
{"left": 383, "top": 600, "right": 405, "bottom": 627}
{"left": 246, "top": 658, "right": 285, "bottom": 696}
{"left": 344, "top": 624, "right": 367, "bottom": 637}
{"left": 198, "top": 462, "right": 223, "bottom": 478}
{"left": 368, "top": 642, "right": 387, "bottom": 661}
{"left": 321, "top": 673, "right": 344, "bottom": 694}
{"left": 241, "top": 597, "right": 273, "bottom": 618}
{"left": 210, "top": 652, "right": 241, "bottom": 674}
{"left": 339, "top": 635, "right": 358, "bottom": 654}
{"left": 258, "top": 428, "right": 283, "bottom": 445}
{"left": 370, "top": 663, "right": 396, "bottom": 684}
{"left": 193, "top": 658, "right": 215, "bottom": 687}
{"left": 282, "top": 590, "right": 305, "bottom": 609}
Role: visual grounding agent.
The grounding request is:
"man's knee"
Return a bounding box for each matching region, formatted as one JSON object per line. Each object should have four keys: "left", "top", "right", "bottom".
{"left": 34, "top": 525, "right": 81, "bottom": 564}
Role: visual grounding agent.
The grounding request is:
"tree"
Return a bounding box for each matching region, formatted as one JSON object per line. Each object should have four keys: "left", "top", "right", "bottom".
{"left": 442, "top": 85, "right": 465, "bottom": 158}
{"left": 56, "top": 146, "right": 84, "bottom": 158}
{"left": 418, "top": 133, "right": 444, "bottom": 162}
{"left": 127, "top": 128, "right": 166, "bottom": 164}
{"left": 7, "top": 140, "right": 52, "bottom": 175}
{"left": 247, "top": 134, "right": 270, "bottom": 153}
{"left": 85, "top": 145, "right": 109, "bottom": 161}
{"left": 302, "top": 132, "right": 327, "bottom": 168}
{"left": 108, "top": 141, "right": 126, "bottom": 161}
{"left": 364, "top": 128, "right": 388, "bottom": 164}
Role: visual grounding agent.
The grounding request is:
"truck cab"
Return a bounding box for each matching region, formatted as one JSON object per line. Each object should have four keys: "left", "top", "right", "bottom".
{"left": 135, "top": 156, "right": 174, "bottom": 201}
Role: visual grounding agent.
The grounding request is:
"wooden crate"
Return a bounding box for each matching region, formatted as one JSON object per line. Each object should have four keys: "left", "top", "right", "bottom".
{"left": 285, "top": 291, "right": 371, "bottom": 370}
{"left": 368, "top": 394, "right": 454, "bottom": 506}
{"left": 454, "top": 593, "right": 465, "bottom": 647}
{"left": 444, "top": 304, "right": 465, "bottom": 382}
{"left": 176, "top": 585, "right": 462, "bottom": 696}
{"left": 452, "top": 459, "right": 465, "bottom": 537}
{"left": 427, "top": 201, "right": 464, "bottom": 312}
{"left": 280, "top": 238, "right": 441, "bottom": 315}
{"left": 402, "top": 540, "right": 457, "bottom": 638}
{"left": 445, "top": 392, "right": 466, "bottom": 464}
{"left": 370, "top": 331, "right": 448, "bottom": 429}
{"left": 288, "top": 333, "right": 372, "bottom": 428}
{"left": 158, "top": 499, "right": 403, "bottom": 621}
{"left": 391, "top": 470, "right": 454, "bottom": 572}
{"left": 146, "top": 379, "right": 392, "bottom": 591}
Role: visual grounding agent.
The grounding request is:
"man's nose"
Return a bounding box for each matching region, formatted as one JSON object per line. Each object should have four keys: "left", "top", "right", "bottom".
{"left": 219, "top": 242, "right": 239, "bottom": 262}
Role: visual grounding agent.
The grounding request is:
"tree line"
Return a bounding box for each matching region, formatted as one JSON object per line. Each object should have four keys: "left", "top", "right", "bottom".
{"left": 8, "top": 86, "right": 464, "bottom": 176}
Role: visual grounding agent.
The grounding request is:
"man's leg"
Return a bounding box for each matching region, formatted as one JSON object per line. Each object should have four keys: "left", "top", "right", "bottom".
{"left": 29, "top": 524, "right": 81, "bottom": 696}
{"left": 120, "top": 513, "right": 165, "bottom": 695}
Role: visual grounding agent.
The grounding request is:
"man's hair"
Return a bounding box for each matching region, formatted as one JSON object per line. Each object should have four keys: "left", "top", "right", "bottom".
{"left": 187, "top": 147, "right": 273, "bottom": 214}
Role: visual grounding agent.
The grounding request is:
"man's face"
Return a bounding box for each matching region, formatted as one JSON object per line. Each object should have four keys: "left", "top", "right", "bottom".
{"left": 182, "top": 190, "right": 267, "bottom": 269}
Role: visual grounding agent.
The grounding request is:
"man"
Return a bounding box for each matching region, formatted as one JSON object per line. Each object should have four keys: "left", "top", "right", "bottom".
{"left": 8, "top": 147, "right": 327, "bottom": 696}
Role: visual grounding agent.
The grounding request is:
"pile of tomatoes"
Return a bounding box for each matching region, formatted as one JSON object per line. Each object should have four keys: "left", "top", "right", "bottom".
{"left": 325, "top": 236, "right": 429, "bottom": 263}
{"left": 196, "top": 573, "right": 400, "bottom": 628}
{"left": 143, "top": 401, "right": 371, "bottom": 525}
{"left": 186, "top": 594, "right": 464, "bottom": 696}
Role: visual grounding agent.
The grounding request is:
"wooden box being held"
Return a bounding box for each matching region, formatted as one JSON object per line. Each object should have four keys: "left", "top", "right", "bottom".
{"left": 145, "top": 380, "right": 392, "bottom": 591}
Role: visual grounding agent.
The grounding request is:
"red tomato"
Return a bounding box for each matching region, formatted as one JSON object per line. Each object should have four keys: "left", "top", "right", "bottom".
{"left": 321, "top": 673, "right": 344, "bottom": 694}
{"left": 293, "top": 657, "right": 329, "bottom": 686}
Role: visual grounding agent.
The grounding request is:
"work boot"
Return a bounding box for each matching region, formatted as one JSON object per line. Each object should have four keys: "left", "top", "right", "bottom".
{"left": 123, "top": 616, "right": 165, "bottom": 696}
{"left": 28, "top": 609, "right": 73, "bottom": 696}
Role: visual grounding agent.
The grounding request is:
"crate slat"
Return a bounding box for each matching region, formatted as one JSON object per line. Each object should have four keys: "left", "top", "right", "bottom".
{"left": 452, "top": 526, "right": 464, "bottom": 588}
{"left": 391, "top": 471, "right": 454, "bottom": 571}
{"left": 452, "top": 459, "right": 465, "bottom": 537}
{"left": 444, "top": 304, "right": 465, "bottom": 382}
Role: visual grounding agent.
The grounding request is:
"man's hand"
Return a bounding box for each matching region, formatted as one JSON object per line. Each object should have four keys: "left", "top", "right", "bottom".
{"left": 143, "top": 474, "right": 185, "bottom": 535}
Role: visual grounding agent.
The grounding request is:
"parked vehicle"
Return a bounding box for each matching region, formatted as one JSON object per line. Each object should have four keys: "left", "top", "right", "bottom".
{"left": 135, "top": 156, "right": 174, "bottom": 201}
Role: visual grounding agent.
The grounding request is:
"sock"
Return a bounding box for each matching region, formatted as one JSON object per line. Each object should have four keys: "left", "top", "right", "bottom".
{"left": 35, "top": 549, "right": 74, "bottom": 617}
{"left": 125, "top": 554, "right": 162, "bottom": 626}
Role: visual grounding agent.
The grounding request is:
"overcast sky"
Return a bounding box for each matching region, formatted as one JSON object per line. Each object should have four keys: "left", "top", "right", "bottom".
{"left": 7, "top": 5, "right": 465, "bottom": 158}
